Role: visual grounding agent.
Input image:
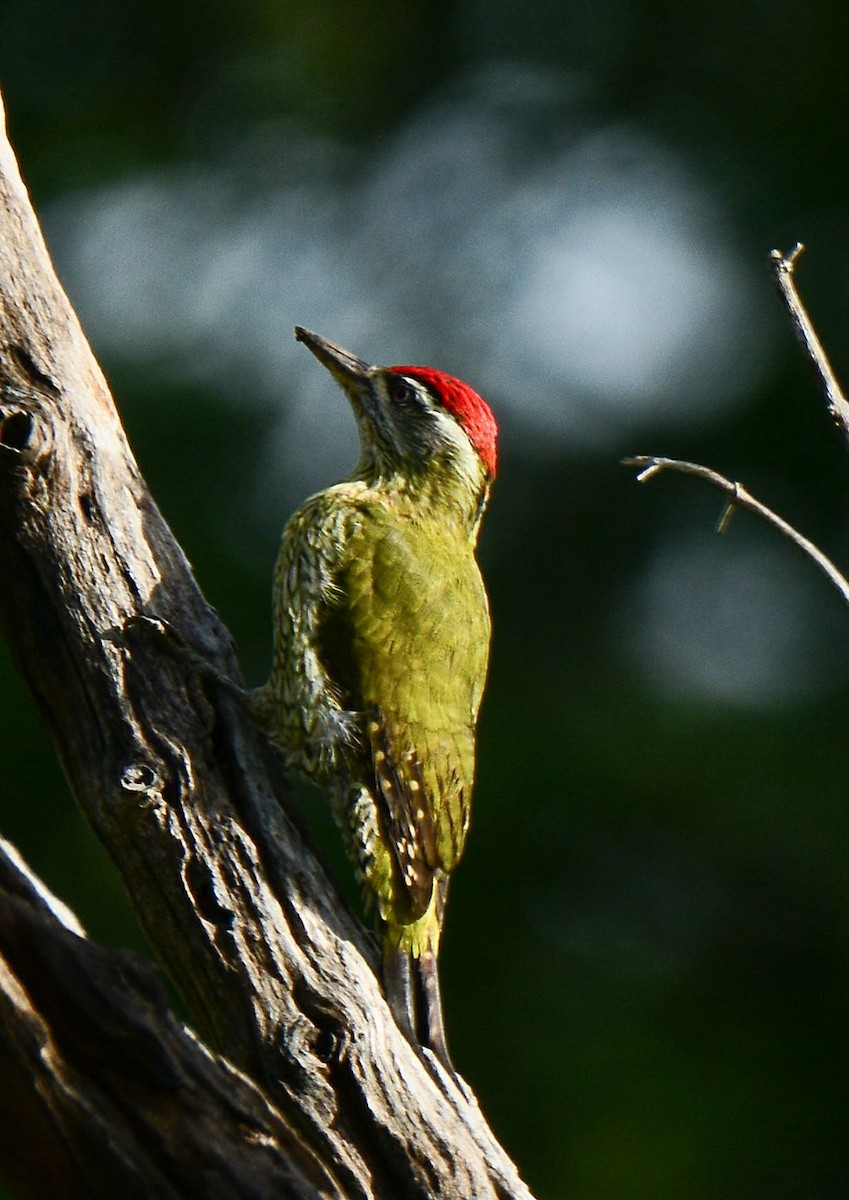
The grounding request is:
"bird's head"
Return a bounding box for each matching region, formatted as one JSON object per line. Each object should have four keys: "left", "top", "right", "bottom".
{"left": 295, "top": 327, "right": 497, "bottom": 508}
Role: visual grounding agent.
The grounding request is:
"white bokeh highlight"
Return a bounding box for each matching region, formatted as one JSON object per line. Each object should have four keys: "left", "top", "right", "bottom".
{"left": 625, "top": 525, "right": 842, "bottom": 707}
{"left": 46, "top": 66, "right": 770, "bottom": 484}
{"left": 42, "top": 63, "right": 803, "bottom": 706}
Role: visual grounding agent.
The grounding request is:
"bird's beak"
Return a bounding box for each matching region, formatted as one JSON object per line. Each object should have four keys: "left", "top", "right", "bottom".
{"left": 295, "top": 327, "right": 372, "bottom": 390}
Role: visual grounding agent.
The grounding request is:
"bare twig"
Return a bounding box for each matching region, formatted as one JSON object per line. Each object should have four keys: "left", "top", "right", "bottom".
{"left": 768, "top": 243, "right": 849, "bottom": 436}
{"left": 623, "top": 455, "right": 849, "bottom": 606}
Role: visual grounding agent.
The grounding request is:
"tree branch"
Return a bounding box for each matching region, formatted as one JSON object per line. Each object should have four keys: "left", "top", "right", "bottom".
{"left": 0, "top": 90, "right": 532, "bottom": 1199}
{"left": 0, "top": 835, "right": 337, "bottom": 1200}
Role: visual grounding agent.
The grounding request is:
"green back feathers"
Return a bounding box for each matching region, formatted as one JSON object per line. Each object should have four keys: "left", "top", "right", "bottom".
{"left": 319, "top": 499, "right": 489, "bottom": 887}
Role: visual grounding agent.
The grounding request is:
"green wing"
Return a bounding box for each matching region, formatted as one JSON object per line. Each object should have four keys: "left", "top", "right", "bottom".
{"left": 318, "top": 504, "right": 490, "bottom": 919}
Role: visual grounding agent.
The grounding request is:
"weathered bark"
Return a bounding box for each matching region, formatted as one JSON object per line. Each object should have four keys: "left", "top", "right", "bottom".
{"left": 0, "top": 90, "right": 533, "bottom": 1200}
{"left": 0, "top": 836, "right": 339, "bottom": 1200}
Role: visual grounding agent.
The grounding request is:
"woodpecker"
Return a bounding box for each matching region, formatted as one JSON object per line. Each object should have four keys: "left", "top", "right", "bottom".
{"left": 252, "top": 327, "right": 496, "bottom": 1073}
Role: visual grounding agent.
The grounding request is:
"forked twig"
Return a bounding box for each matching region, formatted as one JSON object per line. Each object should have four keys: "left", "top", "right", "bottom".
{"left": 623, "top": 455, "right": 849, "bottom": 607}
{"left": 768, "top": 243, "right": 849, "bottom": 436}
{"left": 625, "top": 247, "right": 849, "bottom": 608}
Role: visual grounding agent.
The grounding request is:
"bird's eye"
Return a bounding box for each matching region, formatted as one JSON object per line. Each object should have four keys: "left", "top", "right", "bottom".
{"left": 392, "top": 381, "right": 413, "bottom": 405}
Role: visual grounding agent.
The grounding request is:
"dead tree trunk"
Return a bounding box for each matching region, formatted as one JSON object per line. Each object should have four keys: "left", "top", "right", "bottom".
{"left": 0, "top": 90, "right": 533, "bottom": 1200}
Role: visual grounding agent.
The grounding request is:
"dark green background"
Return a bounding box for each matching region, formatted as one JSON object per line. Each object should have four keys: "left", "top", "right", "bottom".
{"left": 3, "top": 3, "right": 849, "bottom": 1197}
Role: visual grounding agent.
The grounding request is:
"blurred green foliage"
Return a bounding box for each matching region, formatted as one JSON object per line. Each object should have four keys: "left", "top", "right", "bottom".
{"left": 3, "top": 3, "right": 849, "bottom": 1197}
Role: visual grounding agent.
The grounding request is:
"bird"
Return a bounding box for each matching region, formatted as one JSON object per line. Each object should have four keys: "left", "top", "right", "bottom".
{"left": 251, "top": 326, "right": 497, "bottom": 1073}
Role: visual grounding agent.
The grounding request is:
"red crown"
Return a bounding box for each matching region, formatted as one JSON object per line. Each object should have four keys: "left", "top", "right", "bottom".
{"left": 389, "top": 366, "right": 498, "bottom": 478}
